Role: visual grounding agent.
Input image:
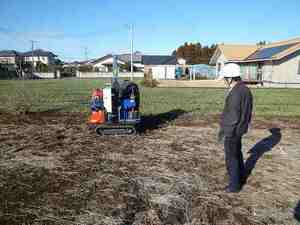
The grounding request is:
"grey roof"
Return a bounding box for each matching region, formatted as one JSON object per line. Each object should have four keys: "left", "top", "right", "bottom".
{"left": 22, "top": 49, "right": 57, "bottom": 57}
{"left": 0, "top": 50, "right": 20, "bottom": 57}
{"left": 142, "top": 55, "right": 178, "bottom": 65}
{"left": 91, "top": 54, "right": 128, "bottom": 65}
{"left": 91, "top": 54, "right": 113, "bottom": 64}
{"left": 118, "top": 52, "right": 142, "bottom": 63}
{"left": 246, "top": 43, "right": 296, "bottom": 60}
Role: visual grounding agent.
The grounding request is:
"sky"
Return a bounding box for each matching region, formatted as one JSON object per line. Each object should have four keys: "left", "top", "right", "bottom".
{"left": 0, "top": 0, "right": 300, "bottom": 61}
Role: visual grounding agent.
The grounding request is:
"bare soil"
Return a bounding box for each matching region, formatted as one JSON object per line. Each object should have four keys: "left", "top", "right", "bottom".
{"left": 0, "top": 112, "right": 299, "bottom": 225}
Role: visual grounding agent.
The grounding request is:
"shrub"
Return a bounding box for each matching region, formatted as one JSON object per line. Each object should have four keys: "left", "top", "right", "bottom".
{"left": 35, "top": 62, "right": 50, "bottom": 72}
{"left": 141, "top": 70, "right": 159, "bottom": 88}
{"left": 141, "top": 77, "right": 159, "bottom": 88}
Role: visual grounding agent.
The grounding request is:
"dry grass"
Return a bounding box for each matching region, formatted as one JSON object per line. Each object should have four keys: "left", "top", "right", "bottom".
{"left": 0, "top": 112, "right": 299, "bottom": 225}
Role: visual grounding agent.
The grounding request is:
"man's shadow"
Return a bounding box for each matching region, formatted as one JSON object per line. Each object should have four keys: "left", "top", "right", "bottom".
{"left": 243, "top": 128, "right": 282, "bottom": 185}
{"left": 295, "top": 200, "right": 300, "bottom": 222}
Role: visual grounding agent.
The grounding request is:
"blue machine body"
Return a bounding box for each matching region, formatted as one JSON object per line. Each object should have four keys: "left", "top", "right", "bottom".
{"left": 120, "top": 98, "right": 137, "bottom": 120}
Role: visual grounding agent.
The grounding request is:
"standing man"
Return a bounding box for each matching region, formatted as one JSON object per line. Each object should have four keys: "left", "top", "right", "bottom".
{"left": 218, "top": 63, "right": 253, "bottom": 193}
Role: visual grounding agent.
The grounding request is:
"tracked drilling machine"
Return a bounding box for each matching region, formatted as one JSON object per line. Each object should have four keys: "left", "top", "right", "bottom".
{"left": 89, "top": 55, "right": 141, "bottom": 135}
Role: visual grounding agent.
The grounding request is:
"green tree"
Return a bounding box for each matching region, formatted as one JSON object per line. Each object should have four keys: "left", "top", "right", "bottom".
{"left": 173, "top": 42, "right": 216, "bottom": 65}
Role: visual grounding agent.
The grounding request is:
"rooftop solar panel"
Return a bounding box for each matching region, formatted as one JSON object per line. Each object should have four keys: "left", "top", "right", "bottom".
{"left": 247, "top": 43, "right": 296, "bottom": 60}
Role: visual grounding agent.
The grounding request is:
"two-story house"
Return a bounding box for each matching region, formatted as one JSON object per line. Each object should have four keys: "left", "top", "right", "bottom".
{"left": 23, "top": 49, "right": 57, "bottom": 66}
{"left": 0, "top": 50, "right": 22, "bottom": 69}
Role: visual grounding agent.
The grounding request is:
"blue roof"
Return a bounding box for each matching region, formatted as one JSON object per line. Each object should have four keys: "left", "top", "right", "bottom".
{"left": 0, "top": 50, "right": 20, "bottom": 57}
{"left": 246, "top": 43, "right": 296, "bottom": 60}
{"left": 142, "top": 55, "right": 177, "bottom": 65}
{"left": 22, "top": 49, "right": 57, "bottom": 57}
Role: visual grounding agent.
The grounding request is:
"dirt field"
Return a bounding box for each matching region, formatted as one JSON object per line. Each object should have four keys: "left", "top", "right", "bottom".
{"left": 0, "top": 111, "right": 300, "bottom": 225}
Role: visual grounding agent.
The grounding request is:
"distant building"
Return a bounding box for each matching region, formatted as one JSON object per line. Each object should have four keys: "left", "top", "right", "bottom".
{"left": 210, "top": 37, "right": 300, "bottom": 87}
{"left": 142, "top": 55, "right": 179, "bottom": 79}
{"left": 118, "top": 52, "right": 144, "bottom": 71}
{"left": 209, "top": 44, "right": 257, "bottom": 77}
{"left": 0, "top": 50, "right": 22, "bottom": 69}
{"left": 91, "top": 52, "right": 144, "bottom": 72}
{"left": 23, "top": 49, "right": 57, "bottom": 66}
{"left": 91, "top": 55, "right": 126, "bottom": 72}
{"left": 75, "top": 52, "right": 184, "bottom": 79}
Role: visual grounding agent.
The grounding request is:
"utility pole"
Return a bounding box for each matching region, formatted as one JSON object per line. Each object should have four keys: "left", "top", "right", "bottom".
{"left": 130, "top": 24, "right": 134, "bottom": 81}
{"left": 30, "top": 40, "right": 37, "bottom": 74}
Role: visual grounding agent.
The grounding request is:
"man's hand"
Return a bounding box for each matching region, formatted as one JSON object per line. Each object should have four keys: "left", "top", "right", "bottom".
{"left": 217, "top": 129, "right": 225, "bottom": 143}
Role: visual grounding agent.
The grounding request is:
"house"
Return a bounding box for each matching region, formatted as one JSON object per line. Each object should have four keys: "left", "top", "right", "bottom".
{"left": 91, "top": 55, "right": 126, "bottom": 72}
{"left": 91, "top": 52, "right": 144, "bottom": 72}
{"left": 118, "top": 52, "right": 144, "bottom": 71}
{"left": 23, "top": 49, "right": 57, "bottom": 66}
{"left": 142, "top": 55, "right": 179, "bottom": 80}
{"left": 210, "top": 37, "right": 300, "bottom": 86}
{"left": 0, "top": 50, "right": 22, "bottom": 69}
{"left": 209, "top": 44, "right": 258, "bottom": 77}
{"left": 86, "top": 53, "right": 184, "bottom": 79}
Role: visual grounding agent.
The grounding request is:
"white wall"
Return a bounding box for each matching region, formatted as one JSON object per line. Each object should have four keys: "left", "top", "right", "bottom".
{"left": 272, "top": 52, "right": 300, "bottom": 84}
{"left": 0, "top": 56, "right": 16, "bottom": 64}
{"left": 215, "top": 53, "right": 227, "bottom": 77}
{"left": 150, "top": 65, "right": 176, "bottom": 80}
{"left": 34, "top": 72, "right": 55, "bottom": 79}
{"left": 25, "top": 56, "right": 50, "bottom": 65}
{"left": 262, "top": 62, "right": 273, "bottom": 81}
{"left": 262, "top": 52, "right": 300, "bottom": 88}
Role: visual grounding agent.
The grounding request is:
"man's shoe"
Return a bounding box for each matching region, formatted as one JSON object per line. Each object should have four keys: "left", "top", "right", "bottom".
{"left": 225, "top": 187, "right": 241, "bottom": 193}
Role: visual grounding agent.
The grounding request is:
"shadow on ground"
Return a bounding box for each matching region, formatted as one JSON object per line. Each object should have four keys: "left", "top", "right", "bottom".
{"left": 295, "top": 201, "right": 300, "bottom": 222}
{"left": 139, "top": 109, "right": 186, "bottom": 133}
{"left": 243, "top": 128, "right": 282, "bottom": 184}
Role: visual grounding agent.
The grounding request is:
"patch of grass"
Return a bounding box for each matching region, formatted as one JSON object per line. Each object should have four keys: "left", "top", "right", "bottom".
{"left": 0, "top": 79, "right": 300, "bottom": 118}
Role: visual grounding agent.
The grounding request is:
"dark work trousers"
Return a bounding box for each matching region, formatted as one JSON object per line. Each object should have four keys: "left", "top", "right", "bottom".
{"left": 224, "top": 135, "right": 245, "bottom": 191}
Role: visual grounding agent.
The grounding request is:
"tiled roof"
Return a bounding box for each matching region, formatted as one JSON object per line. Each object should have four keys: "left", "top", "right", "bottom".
{"left": 218, "top": 44, "right": 258, "bottom": 61}
{"left": 213, "top": 37, "right": 300, "bottom": 63}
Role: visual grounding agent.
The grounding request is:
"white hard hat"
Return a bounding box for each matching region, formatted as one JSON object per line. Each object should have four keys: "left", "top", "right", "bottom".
{"left": 218, "top": 63, "right": 241, "bottom": 80}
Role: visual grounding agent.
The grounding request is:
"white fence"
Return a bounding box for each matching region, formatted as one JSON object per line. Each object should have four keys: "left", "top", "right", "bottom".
{"left": 76, "top": 71, "right": 144, "bottom": 78}
{"left": 262, "top": 80, "right": 300, "bottom": 88}
{"left": 34, "top": 72, "right": 59, "bottom": 79}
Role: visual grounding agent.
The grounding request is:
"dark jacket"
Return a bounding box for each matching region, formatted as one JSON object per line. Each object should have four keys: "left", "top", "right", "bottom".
{"left": 220, "top": 81, "right": 253, "bottom": 137}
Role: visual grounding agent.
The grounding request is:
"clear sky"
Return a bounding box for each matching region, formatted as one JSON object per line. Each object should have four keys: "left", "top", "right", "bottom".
{"left": 1, "top": 0, "right": 299, "bottom": 61}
